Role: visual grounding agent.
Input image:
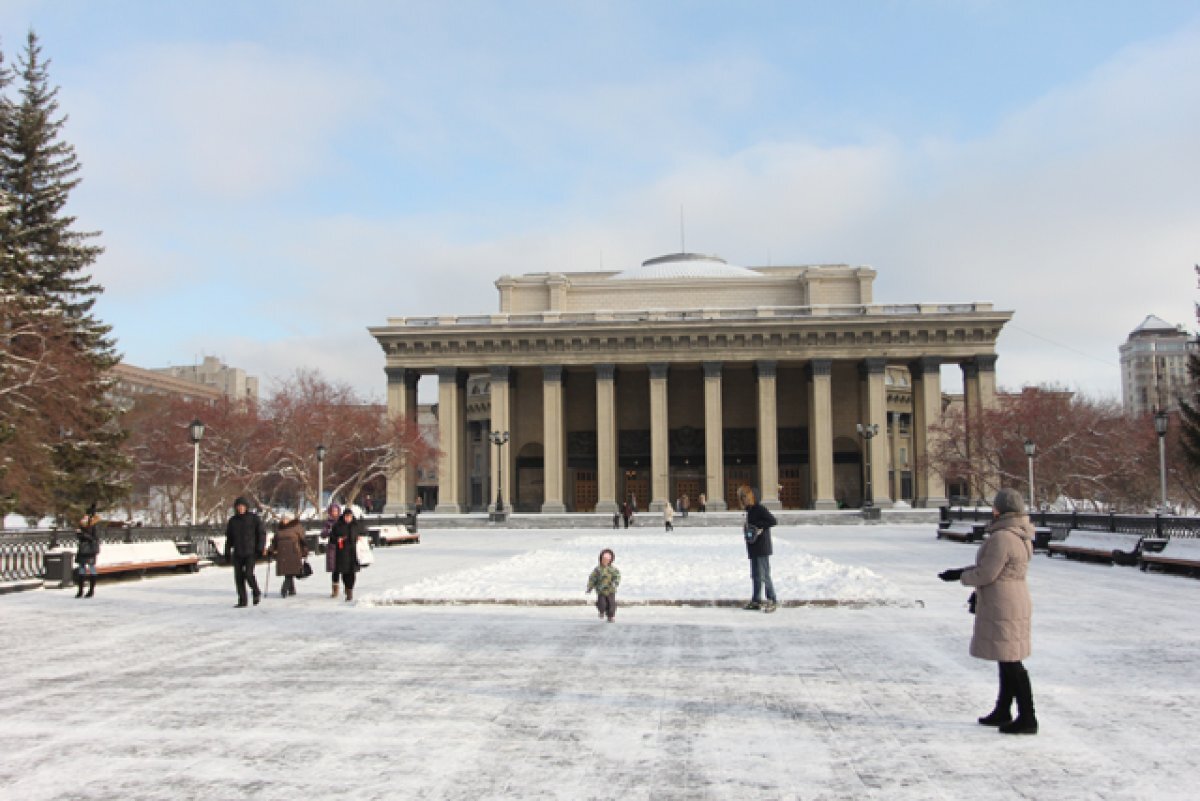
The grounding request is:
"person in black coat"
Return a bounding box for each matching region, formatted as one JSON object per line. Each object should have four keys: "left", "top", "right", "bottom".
{"left": 74, "top": 512, "right": 101, "bottom": 599}
{"left": 224, "top": 496, "right": 267, "bottom": 607}
{"left": 330, "top": 506, "right": 364, "bottom": 602}
{"left": 739, "top": 485, "right": 778, "bottom": 612}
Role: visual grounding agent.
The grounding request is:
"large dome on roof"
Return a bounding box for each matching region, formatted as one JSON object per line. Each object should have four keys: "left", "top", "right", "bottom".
{"left": 610, "top": 253, "right": 765, "bottom": 281}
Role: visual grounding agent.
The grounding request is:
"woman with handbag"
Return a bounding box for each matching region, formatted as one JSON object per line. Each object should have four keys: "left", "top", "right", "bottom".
{"left": 738, "top": 486, "right": 778, "bottom": 613}
{"left": 330, "top": 506, "right": 363, "bottom": 602}
{"left": 270, "top": 512, "right": 309, "bottom": 598}
{"left": 74, "top": 511, "right": 101, "bottom": 598}
{"left": 322, "top": 503, "right": 342, "bottom": 597}
{"left": 939, "top": 488, "right": 1038, "bottom": 735}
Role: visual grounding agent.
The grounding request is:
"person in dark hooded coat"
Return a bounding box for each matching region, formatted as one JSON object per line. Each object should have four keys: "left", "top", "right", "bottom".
{"left": 330, "top": 506, "right": 364, "bottom": 602}
{"left": 224, "top": 496, "right": 267, "bottom": 607}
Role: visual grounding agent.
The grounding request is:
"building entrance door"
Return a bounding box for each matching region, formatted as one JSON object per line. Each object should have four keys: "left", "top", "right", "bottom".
{"left": 724, "top": 466, "right": 754, "bottom": 509}
{"left": 779, "top": 466, "right": 805, "bottom": 509}
{"left": 622, "top": 473, "right": 649, "bottom": 512}
{"left": 573, "top": 470, "right": 597, "bottom": 512}
{"left": 674, "top": 477, "right": 701, "bottom": 513}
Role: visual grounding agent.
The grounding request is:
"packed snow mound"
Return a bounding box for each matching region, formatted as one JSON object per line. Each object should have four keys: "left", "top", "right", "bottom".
{"left": 362, "top": 531, "right": 907, "bottom": 605}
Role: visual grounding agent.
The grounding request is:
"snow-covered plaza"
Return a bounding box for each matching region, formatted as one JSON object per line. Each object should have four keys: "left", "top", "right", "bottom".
{"left": 2, "top": 523, "right": 1197, "bottom": 800}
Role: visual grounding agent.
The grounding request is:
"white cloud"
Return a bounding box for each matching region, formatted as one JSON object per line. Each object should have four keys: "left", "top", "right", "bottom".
{"left": 66, "top": 41, "right": 377, "bottom": 200}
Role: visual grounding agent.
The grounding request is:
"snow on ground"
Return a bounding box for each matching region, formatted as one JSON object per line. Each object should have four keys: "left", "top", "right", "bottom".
{"left": 1, "top": 524, "right": 1198, "bottom": 801}
{"left": 367, "top": 531, "right": 907, "bottom": 605}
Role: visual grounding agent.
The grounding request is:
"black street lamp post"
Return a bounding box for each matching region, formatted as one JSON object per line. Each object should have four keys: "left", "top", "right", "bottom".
{"left": 316, "top": 444, "right": 327, "bottom": 514}
{"left": 1023, "top": 439, "right": 1036, "bottom": 510}
{"left": 857, "top": 423, "right": 879, "bottom": 510}
{"left": 1154, "top": 411, "right": 1169, "bottom": 512}
{"left": 489, "top": 430, "right": 510, "bottom": 517}
{"left": 189, "top": 418, "right": 205, "bottom": 526}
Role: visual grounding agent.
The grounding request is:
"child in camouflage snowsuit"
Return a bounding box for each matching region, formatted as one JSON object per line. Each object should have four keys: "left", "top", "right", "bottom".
{"left": 586, "top": 548, "right": 621, "bottom": 622}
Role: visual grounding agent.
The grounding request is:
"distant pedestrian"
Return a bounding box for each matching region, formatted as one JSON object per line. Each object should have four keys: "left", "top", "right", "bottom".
{"left": 698, "top": 492, "right": 707, "bottom": 513}
{"left": 323, "top": 503, "right": 342, "bottom": 597}
{"left": 270, "top": 512, "right": 308, "bottom": 598}
{"left": 585, "top": 548, "right": 621, "bottom": 622}
{"left": 621, "top": 501, "right": 633, "bottom": 529}
{"left": 224, "top": 497, "right": 267, "bottom": 608}
{"left": 74, "top": 510, "right": 100, "bottom": 599}
{"left": 681, "top": 494, "right": 690, "bottom": 517}
{"left": 739, "top": 486, "right": 778, "bottom": 613}
{"left": 663, "top": 502, "right": 675, "bottom": 532}
{"left": 414, "top": 496, "right": 423, "bottom": 515}
{"left": 612, "top": 511, "right": 620, "bottom": 529}
{"left": 330, "top": 506, "right": 364, "bottom": 602}
{"left": 939, "top": 488, "right": 1038, "bottom": 735}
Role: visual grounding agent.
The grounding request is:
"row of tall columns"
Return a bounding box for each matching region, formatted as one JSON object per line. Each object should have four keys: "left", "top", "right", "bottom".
{"left": 702, "top": 363, "right": 728, "bottom": 512}
{"left": 756, "top": 362, "right": 781, "bottom": 508}
{"left": 388, "top": 355, "right": 985, "bottom": 513}
{"left": 808, "top": 360, "right": 836, "bottom": 510}
{"left": 860, "top": 358, "right": 891, "bottom": 508}
{"left": 542, "top": 366, "right": 566, "bottom": 513}
{"left": 434, "top": 367, "right": 467, "bottom": 513}
{"left": 648, "top": 364, "right": 670, "bottom": 512}
{"left": 383, "top": 367, "right": 420, "bottom": 515}
{"left": 962, "top": 355, "right": 999, "bottom": 503}
{"left": 488, "top": 366, "right": 512, "bottom": 514}
{"left": 910, "top": 357, "right": 948, "bottom": 507}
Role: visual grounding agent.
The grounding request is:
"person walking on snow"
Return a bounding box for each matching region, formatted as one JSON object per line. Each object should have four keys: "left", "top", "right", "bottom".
{"left": 939, "top": 487, "right": 1038, "bottom": 735}
{"left": 270, "top": 512, "right": 308, "bottom": 598}
{"left": 330, "top": 506, "right": 364, "bottom": 602}
{"left": 74, "top": 510, "right": 101, "bottom": 598}
{"left": 586, "top": 548, "right": 621, "bottom": 622}
{"left": 322, "top": 503, "right": 342, "bottom": 597}
{"left": 739, "top": 486, "right": 778, "bottom": 613}
{"left": 224, "top": 497, "right": 267, "bottom": 608}
{"left": 663, "top": 501, "right": 675, "bottom": 532}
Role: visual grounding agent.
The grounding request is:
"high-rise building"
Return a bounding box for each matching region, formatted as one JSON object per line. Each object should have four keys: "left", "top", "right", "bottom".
{"left": 1120, "top": 315, "right": 1196, "bottom": 415}
{"left": 154, "top": 356, "right": 259, "bottom": 404}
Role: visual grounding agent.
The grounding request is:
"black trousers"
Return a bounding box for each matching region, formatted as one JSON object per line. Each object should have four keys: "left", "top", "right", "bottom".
{"left": 232, "top": 555, "right": 261, "bottom": 603}
{"left": 333, "top": 570, "right": 357, "bottom": 591}
{"left": 596, "top": 593, "right": 617, "bottom": 620}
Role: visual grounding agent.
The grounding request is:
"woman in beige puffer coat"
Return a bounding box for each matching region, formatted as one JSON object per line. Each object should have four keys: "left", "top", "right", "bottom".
{"left": 939, "top": 487, "right": 1038, "bottom": 735}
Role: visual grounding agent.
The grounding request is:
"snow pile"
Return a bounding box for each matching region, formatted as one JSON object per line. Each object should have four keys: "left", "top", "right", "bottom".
{"left": 362, "top": 530, "right": 908, "bottom": 605}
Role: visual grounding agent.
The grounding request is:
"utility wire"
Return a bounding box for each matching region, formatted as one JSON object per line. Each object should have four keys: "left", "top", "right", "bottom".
{"left": 1006, "top": 323, "right": 1120, "bottom": 367}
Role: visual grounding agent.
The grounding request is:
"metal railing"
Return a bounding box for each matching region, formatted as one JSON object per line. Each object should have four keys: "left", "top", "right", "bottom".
{"left": 941, "top": 507, "right": 1200, "bottom": 539}
{"left": 0, "top": 525, "right": 224, "bottom": 584}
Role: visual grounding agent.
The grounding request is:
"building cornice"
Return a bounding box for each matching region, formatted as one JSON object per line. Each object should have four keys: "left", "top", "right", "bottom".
{"left": 369, "top": 304, "right": 1013, "bottom": 370}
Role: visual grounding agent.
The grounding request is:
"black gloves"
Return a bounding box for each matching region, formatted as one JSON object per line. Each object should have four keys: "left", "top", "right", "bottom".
{"left": 938, "top": 568, "right": 964, "bottom": 582}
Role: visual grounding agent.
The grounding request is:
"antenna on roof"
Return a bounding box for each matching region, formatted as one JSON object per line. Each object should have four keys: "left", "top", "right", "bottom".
{"left": 679, "top": 205, "right": 687, "bottom": 253}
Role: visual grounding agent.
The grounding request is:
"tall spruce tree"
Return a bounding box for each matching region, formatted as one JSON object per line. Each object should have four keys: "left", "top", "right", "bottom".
{"left": 1178, "top": 265, "right": 1200, "bottom": 469}
{"left": 0, "top": 31, "right": 127, "bottom": 520}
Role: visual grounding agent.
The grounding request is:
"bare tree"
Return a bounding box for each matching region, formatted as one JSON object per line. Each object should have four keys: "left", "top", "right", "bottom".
{"left": 928, "top": 386, "right": 1161, "bottom": 511}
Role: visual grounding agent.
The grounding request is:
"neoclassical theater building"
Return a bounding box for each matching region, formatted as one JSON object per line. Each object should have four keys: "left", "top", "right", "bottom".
{"left": 370, "top": 254, "right": 1011, "bottom": 514}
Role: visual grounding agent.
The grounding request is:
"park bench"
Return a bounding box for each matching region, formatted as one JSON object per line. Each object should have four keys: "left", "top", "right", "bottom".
{"left": 370, "top": 525, "right": 420, "bottom": 547}
{"left": 937, "top": 522, "right": 986, "bottom": 543}
{"left": 1046, "top": 530, "right": 1141, "bottom": 564}
{"left": 1140, "top": 538, "right": 1200, "bottom": 577}
{"left": 95, "top": 541, "right": 200, "bottom": 577}
{"left": 1031, "top": 527, "right": 1054, "bottom": 552}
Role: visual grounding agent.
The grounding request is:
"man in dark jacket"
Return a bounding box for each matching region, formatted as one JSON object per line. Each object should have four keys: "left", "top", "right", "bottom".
{"left": 739, "top": 486, "right": 779, "bottom": 612}
{"left": 224, "top": 497, "right": 267, "bottom": 607}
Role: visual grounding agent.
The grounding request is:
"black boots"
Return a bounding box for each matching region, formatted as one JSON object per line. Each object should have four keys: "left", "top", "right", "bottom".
{"left": 75, "top": 577, "right": 84, "bottom": 598}
{"left": 995, "top": 661, "right": 1038, "bottom": 735}
{"left": 979, "top": 663, "right": 1015, "bottom": 726}
{"left": 85, "top": 578, "right": 95, "bottom": 598}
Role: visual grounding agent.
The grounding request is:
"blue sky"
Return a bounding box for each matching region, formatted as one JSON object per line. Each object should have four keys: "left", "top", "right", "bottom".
{"left": 3, "top": 1, "right": 1199, "bottom": 401}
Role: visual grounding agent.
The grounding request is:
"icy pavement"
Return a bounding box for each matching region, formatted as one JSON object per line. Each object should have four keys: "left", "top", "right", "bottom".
{"left": 1, "top": 525, "right": 1197, "bottom": 801}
